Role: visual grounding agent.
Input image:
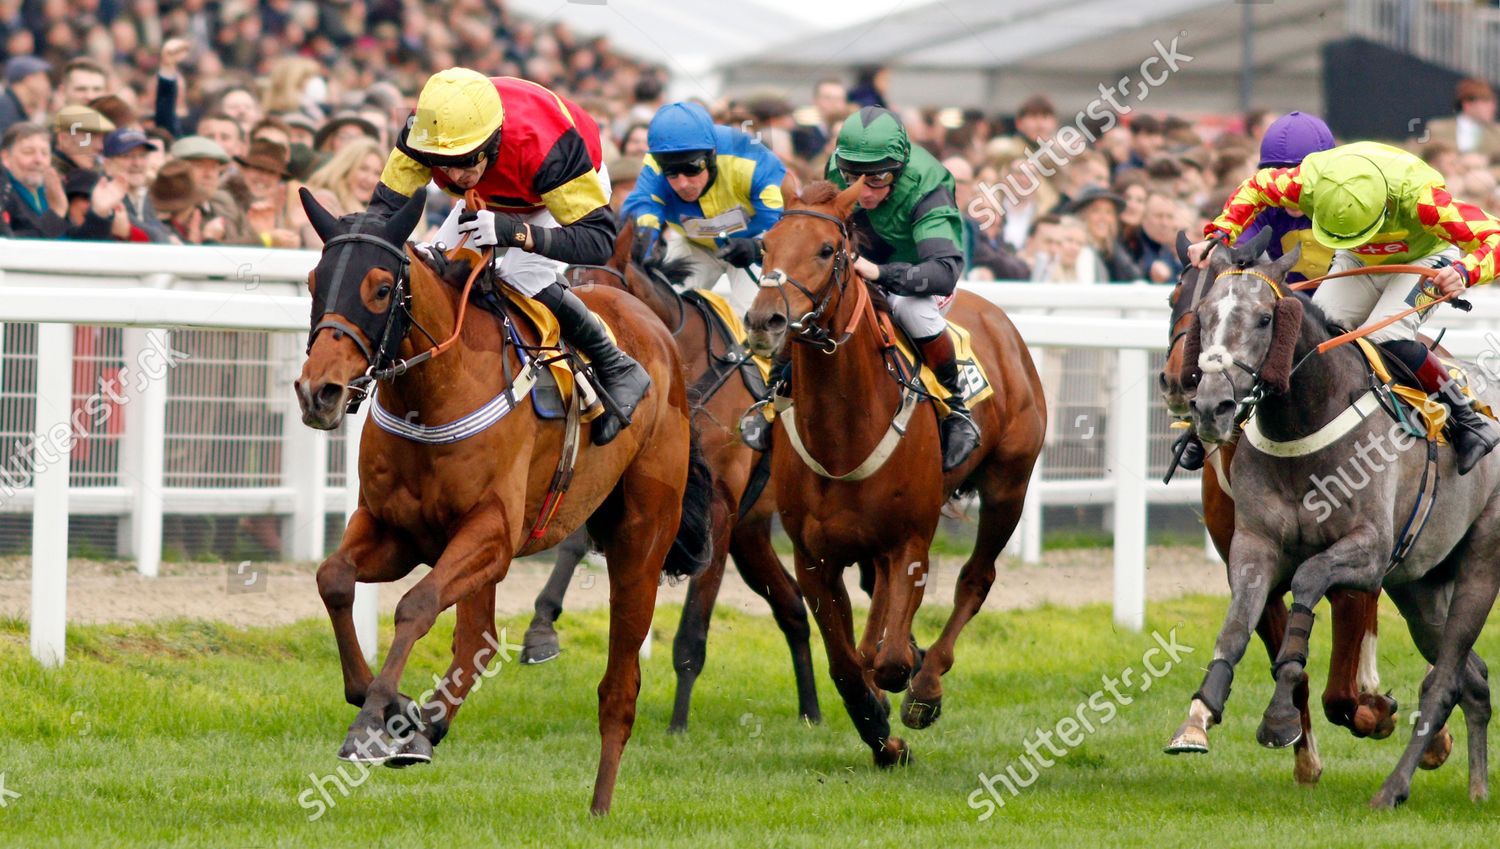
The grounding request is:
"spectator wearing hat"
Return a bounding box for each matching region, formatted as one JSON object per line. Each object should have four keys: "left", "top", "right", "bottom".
{"left": 605, "top": 154, "right": 642, "bottom": 215}
{"left": 149, "top": 159, "right": 216, "bottom": 244}
{"left": 313, "top": 112, "right": 380, "bottom": 153}
{"left": 171, "top": 135, "right": 256, "bottom": 245}
{"left": 745, "top": 90, "right": 796, "bottom": 164}
{"left": 1, "top": 56, "right": 53, "bottom": 137}
{"left": 1064, "top": 185, "right": 1143, "bottom": 282}
{"left": 101, "top": 127, "right": 173, "bottom": 243}
{"left": 299, "top": 137, "right": 383, "bottom": 245}
{"left": 52, "top": 103, "right": 114, "bottom": 177}
{"left": 235, "top": 137, "right": 305, "bottom": 247}
{"left": 277, "top": 112, "right": 319, "bottom": 148}
{"left": 1425, "top": 77, "right": 1500, "bottom": 159}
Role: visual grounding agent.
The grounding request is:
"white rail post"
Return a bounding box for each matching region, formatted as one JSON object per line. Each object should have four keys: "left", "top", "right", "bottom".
{"left": 31, "top": 323, "right": 73, "bottom": 666}
{"left": 122, "top": 328, "right": 170, "bottom": 577}
{"left": 1111, "top": 348, "right": 1149, "bottom": 632}
{"left": 284, "top": 373, "right": 327, "bottom": 561}
{"left": 1019, "top": 345, "right": 1044, "bottom": 564}
{"left": 343, "top": 404, "right": 379, "bottom": 664}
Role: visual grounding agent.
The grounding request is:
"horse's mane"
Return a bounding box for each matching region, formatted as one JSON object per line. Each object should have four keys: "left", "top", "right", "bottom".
{"left": 654, "top": 256, "right": 696, "bottom": 288}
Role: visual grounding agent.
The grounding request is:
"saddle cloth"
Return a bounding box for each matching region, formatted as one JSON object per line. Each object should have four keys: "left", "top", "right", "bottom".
{"left": 890, "top": 320, "right": 995, "bottom": 416}
{"left": 491, "top": 284, "right": 608, "bottom": 423}
{"left": 1355, "top": 337, "right": 1495, "bottom": 445}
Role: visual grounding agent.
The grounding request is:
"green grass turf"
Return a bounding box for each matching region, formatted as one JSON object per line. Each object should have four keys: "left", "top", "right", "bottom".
{"left": 1, "top": 594, "right": 1497, "bottom": 848}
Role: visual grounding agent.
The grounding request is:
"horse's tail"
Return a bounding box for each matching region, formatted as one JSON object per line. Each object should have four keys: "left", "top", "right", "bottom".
{"left": 663, "top": 430, "right": 714, "bottom": 578}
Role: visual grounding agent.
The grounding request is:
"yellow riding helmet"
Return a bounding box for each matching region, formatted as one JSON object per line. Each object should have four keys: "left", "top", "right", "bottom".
{"left": 405, "top": 68, "right": 504, "bottom": 160}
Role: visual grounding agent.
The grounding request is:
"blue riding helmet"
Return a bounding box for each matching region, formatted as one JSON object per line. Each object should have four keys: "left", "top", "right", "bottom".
{"left": 647, "top": 101, "right": 718, "bottom": 160}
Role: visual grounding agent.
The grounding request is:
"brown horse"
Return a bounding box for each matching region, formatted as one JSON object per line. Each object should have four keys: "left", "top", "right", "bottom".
{"left": 1158, "top": 234, "right": 1451, "bottom": 779}
{"left": 559, "top": 221, "right": 821, "bottom": 731}
{"left": 744, "top": 179, "right": 1046, "bottom": 765}
{"left": 293, "top": 188, "right": 712, "bottom": 814}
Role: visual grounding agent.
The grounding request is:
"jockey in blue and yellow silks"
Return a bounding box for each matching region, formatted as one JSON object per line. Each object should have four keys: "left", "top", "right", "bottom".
{"left": 622, "top": 101, "right": 786, "bottom": 314}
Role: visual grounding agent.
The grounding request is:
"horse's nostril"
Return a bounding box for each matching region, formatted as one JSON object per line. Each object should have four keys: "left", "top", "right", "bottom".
{"left": 315, "top": 383, "right": 344, "bottom": 409}
{"left": 766, "top": 314, "right": 788, "bottom": 332}
{"left": 1214, "top": 398, "right": 1236, "bottom": 418}
{"left": 1158, "top": 372, "right": 1169, "bottom": 390}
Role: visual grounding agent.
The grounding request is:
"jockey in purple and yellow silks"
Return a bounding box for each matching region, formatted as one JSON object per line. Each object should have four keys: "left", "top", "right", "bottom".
{"left": 1186, "top": 140, "right": 1500, "bottom": 474}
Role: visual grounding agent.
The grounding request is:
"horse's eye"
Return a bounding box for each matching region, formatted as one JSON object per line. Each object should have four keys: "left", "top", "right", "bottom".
{"left": 819, "top": 243, "right": 834, "bottom": 258}
{"left": 1258, "top": 313, "right": 1272, "bottom": 327}
{"left": 376, "top": 284, "right": 392, "bottom": 299}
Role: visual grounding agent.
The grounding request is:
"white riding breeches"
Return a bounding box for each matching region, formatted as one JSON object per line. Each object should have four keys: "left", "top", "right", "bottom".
{"left": 663, "top": 234, "right": 760, "bottom": 316}
{"left": 888, "top": 291, "right": 956, "bottom": 340}
{"left": 1312, "top": 245, "right": 1459, "bottom": 344}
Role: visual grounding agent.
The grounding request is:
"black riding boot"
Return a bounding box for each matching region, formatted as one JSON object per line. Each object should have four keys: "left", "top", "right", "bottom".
{"left": 1413, "top": 349, "right": 1500, "bottom": 475}
{"left": 739, "top": 353, "right": 789, "bottom": 452}
{"left": 535, "top": 282, "right": 652, "bottom": 445}
{"left": 917, "top": 332, "right": 980, "bottom": 471}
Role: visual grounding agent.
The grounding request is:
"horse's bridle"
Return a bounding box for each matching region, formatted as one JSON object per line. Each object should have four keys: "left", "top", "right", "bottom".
{"left": 308, "top": 232, "right": 432, "bottom": 377}
{"left": 758, "top": 208, "right": 855, "bottom": 352}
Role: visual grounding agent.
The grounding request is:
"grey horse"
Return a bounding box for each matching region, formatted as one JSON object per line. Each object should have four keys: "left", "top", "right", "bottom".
{"left": 1167, "top": 244, "right": 1500, "bottom": 808}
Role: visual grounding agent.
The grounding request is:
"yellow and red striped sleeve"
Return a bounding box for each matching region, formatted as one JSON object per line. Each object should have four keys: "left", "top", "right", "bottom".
{"left": 1205, "top": 167, "right": 1305, "bottom": 242}
{"left": 1416, "top": 185, "right": 1500, "bottom": 286}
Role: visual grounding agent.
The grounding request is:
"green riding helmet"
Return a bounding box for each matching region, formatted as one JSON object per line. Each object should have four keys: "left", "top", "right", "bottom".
{"left": 1310, "top": 155, "right": 1390, "bottom": 249}
{"left": 833, "top": 106, "right": 911, "bottom": 175}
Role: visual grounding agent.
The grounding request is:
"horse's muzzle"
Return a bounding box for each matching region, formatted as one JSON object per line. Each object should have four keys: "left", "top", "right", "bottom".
{"left": 296, "top": 379, "right": 349, "bottom": 430}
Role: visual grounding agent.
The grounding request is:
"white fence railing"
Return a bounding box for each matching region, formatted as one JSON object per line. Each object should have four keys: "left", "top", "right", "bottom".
{"left": 8, "top": 239, "right": 1500, "bottom": 664}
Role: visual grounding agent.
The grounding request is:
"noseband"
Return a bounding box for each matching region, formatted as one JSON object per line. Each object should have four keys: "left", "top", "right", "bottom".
{"left": 309, "top": 232, "right": 421, "bottom": 373}
{"left": 758, "top": 208, "right": 856, "bottom": 352}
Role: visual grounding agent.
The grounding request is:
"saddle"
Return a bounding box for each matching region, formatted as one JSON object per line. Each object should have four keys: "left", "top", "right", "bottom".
{"left": 1357, "top": 338, "right": 1495, "bottom": 445}
{"left": 886, "top": 318, "right": 995, "bottom": 415}
{"left": 681, "top": 288, "right": 772, "bottom": 403}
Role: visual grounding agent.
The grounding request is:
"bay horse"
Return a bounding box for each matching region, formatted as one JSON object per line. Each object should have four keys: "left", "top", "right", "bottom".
{"left": 744, "top": 179, "right": 1046, "bottom": 765}
{"left": 293, "top": 188, "right": 712, "bottom": 814}
{"left": 522, "top": 221, "right": 822, "bottom": 731}
{"left": 1175, "top": 243, "right": 1498, "bottom": 808}
{"left": 1159, "top": 231, "right": 1414, "bottom": 783}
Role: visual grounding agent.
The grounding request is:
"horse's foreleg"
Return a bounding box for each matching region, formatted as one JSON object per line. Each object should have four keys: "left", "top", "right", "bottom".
{"left": 393, "top": 582, "right": 501, "bottom": 763}
{"left": 799, "top": 546, "right": 908, "bottom": 767}
{"left": 906, "top": 480, "right": 1026, "bottom": 730}
{"left": 729, "top": 519, "right": 820, "bottom": 725}
{"left": 522, "top": 527, "right": 590, "bottom": 664}
{"left": 1165, "top": 534, "right": 1279, "bottom": 755}
{"left": 338, "top": 508, "right": 512, "bottom": 765}
{"left": 1260, "top": 529, "right": 1383, "bottom": 750}
{"left": 869, "top": 540, "right": 930, "bottom": 694}
{"left": 317, "top": 509, "right": 420, "bottom": 708}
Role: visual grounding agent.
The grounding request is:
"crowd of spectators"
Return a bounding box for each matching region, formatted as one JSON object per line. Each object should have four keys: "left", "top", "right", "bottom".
{"left": 4, "top": 1, "right": 1499, "bottom": 288}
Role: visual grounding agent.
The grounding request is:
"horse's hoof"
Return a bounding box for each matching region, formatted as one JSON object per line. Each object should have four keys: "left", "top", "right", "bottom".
{"left": 666, "top": 720, "right": 688, "bottom": 735}
{"left": 1354, "top": 692, "right": 1399, "bottom": 739}
{"left": 1164, "top": 722, "right": 1209, "bottom": 755}
{"left": 1256, "top": 709, "right": 1303, "bottom": 749}
{"left": 338, "top": 725, "right": 398, "bottom": 764}
{"left": 874, "top": 737, "right": 911, "bottom": 768}
{"left": 1369, "top": 784, "right": 1408, "bottom": 809}
{"left": 1419, "top": 727, "right": 1453, "bottom": 770}
{"left": 521, "top": 642, "right": 560, "bottom": 665}
{"left": 800, "top": 709, "right": 822, "bottom": 726}
{"left": 900, "top": 692, "right": 941, "bottom": 730}
{"left": 384, "top": 732, "right": 433, "bottom": 769}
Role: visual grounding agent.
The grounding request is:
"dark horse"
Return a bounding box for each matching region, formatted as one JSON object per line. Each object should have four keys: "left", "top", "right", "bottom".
{"left": 293, "top": 188, "right": 711, "bottom": 814}
{"left": 522, "top": 221, "right": 821, "bottom": 731}
{"left": 1158, "top": 231, "right": 1426, "bottom": 782}
{"left": 745, "top": 179, "right": 1047, "bottom": 765}
{"left": 1174, "top": 243, "right": 1497, "bottom": 808}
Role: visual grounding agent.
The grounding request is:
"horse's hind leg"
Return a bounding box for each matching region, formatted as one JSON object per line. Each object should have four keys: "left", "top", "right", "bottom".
{"left": 730, "top": 518, "right": 820, "bottom": 724}
{"left": 522, "top": 527, "right": 590, "bottom": 664}
{"left": 903, "top": 466, "right": 1026, "bottom": 730}
{"left": 668, "top": 511, "right": 731, "bottom": 733}
{"left": 1322, "top": 589, "right": 1399, "bottom": 739}
{"left": 317, "top": 508, "right": 420, "bottom": 707}
{"left": 1372, "top": 553, "right": 1500, "bottom": 808}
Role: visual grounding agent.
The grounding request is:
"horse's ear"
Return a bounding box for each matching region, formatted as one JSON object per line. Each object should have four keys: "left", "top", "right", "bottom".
{"left": 611, "top": 218, "right": 635, "bottom": 271}
{"left": 383, "top": 186, "right": 428, "bottom": 245}
{"left": 1267, "top": 242, "right": 1302, "bottom": 284}
{"left": 1234, "top": 227, "right": 1274, "bottom": 265}
{"left": 1175, "top": 230, "right": 1192, "bottom": 264}
{"left": 781, "top": 172, "right": 802, "bottom": 208}
{"left": 1259, "top": 296, "right": 1304, "bottom": 394}
{"left": 1206, "top": 240, "right": 1231, "bottom": 279}
{"left": 300, "top": 187, "right": 341, "bottom": 243}
{"left": 832, "top": 178, "right": 863, "bottom": 219}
